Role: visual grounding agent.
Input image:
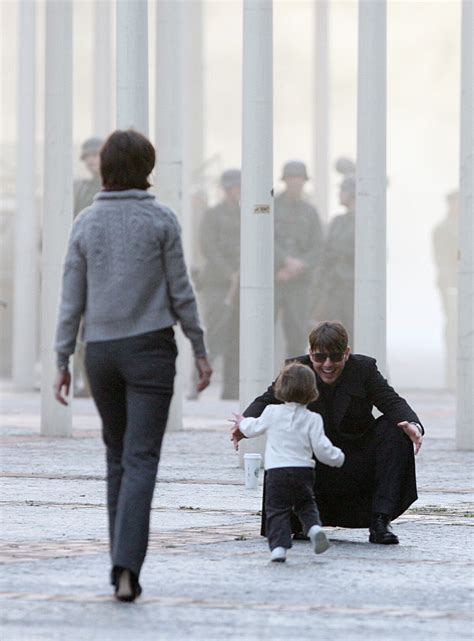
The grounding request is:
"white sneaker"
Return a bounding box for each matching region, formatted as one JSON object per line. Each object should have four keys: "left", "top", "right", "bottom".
{"left": 308, "top": 525, "right": 330, "bottom": 555}
{"left": 270, "top": 547, "right": 287, "bottom": 562}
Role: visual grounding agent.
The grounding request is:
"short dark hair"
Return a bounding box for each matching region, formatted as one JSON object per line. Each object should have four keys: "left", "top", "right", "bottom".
{"left": 309, "top": 321, "right": 348, "bottom": 354}
{"left": 274, "top": 362, "right": 319, "bottom": 405}
{"left": 100, "top": 129, "right": 155, "bottom": 190}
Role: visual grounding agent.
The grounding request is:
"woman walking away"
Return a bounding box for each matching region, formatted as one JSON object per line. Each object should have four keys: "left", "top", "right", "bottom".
{"left": 53, "top": 130, "right": 212, "bottom": 601}
{"left": 231, "top": 363, "right": 344, "bottom": 563}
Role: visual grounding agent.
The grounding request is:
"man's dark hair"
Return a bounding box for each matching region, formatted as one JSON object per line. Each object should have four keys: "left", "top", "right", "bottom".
{"left": 309, "top": 321, "right": 348, "bottom": 354}
{"left": 100, "top": 130, "right": 155, "bottom": 190}
{"left": 274, "top": 362, "right": 318, "bottom": 405}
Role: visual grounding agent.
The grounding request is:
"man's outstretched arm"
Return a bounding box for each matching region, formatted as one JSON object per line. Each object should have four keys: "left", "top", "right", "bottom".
{"left": 367, "top": 361, "right": 423, "bottom": 432}
{"left": 243, "top": 381, "right": 282, "bottom": 418}
{"left": 366, "top": 359, "right": 424, "bottom": 454}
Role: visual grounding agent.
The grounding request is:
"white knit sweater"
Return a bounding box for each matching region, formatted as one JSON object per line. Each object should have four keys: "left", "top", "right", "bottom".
{"left": 239, "top": 402, "right": 345, "bottom": 471}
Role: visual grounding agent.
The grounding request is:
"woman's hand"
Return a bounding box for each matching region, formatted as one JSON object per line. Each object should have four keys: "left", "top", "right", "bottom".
{"left": 54, "top": 369, "right": 71, "bottom": 406}
{"left": 398, "top": 421, "right": 423, "bottom": 455}
{"left": 196, "top": 357, "right": 212, "bottom": 392}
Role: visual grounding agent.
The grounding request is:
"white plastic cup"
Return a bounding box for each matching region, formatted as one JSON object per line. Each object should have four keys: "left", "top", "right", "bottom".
{"left": 244, "top": 453, "right": 262, "bottom": 489}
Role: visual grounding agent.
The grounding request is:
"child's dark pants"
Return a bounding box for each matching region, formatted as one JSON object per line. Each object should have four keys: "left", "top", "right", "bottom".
{"left": 265, "top": 467, "right": 321, "bottom": 550}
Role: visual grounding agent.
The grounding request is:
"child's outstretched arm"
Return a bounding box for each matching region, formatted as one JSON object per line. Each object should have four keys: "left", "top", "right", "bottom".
{"left": 231, "top": 426, "right": 246, "bottom": 451}
{"left": 310, "top": 415, "right": 345, "bottom": 467}
{"left": 230, "top": 414, "right": 246, "bottom": 451}
{"left": 229, "top": 408, "right": 272, "bottom": 450}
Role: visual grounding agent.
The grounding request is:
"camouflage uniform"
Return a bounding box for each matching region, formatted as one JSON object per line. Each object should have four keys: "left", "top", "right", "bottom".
{"left": 432, "top": 215, "right": 458, "bottom": 314}
{"left": 199, "top": 177, "right": 241, "bottom": 399}
{"left": 72, "top": 138, "right": 103, "bottom": 396}
{"left": 275, "top": 192, "right": 324, "bottom": 357}
{"left": 432, "top": 206, "right": 458, "bottom": 389}
{"left": 73, "top": 176, "right": 102, "bottom": 219}
{"left": 313, "top": 211, "right": 355, "bottom": 343}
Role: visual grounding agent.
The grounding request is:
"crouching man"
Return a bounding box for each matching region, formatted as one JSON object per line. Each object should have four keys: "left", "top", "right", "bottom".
{"left": 241, "top": 321, "right": 424, "bottom": 544}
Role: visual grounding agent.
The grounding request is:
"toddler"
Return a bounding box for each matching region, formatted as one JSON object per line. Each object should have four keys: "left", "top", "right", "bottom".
{"left": 232, "top": 362, "right": 345, "bottom": 562}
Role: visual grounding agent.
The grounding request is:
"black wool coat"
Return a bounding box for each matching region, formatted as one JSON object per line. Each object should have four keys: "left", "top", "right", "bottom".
{"left": 244, "top": 354, "right": 423, "bottom": 529}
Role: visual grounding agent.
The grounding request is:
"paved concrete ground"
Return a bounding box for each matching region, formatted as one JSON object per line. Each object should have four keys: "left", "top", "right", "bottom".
{"left": 0, "top": 382, "right": 472, "bottom": 641}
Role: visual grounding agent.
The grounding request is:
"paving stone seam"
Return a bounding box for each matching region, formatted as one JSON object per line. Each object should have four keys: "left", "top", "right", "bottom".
{"left": 0, "top": 500, "right": 261, "bottom": 516}
{"left": 0, "top": 426, "right": 229, "bottom": 441}
{"left": 0, "top": 592, "right": 469, "bottom": 621}
{"left": 1, "top": 500, "right": 471, "bottom": 522}
{"left": 1, "top": 473, "right": 473, "bottom": 496}
{"left": 1, "top": 549, "right": 471, "bottom": 567}
{"left": 0, "top": 473, "right": 244, "bottom": 486}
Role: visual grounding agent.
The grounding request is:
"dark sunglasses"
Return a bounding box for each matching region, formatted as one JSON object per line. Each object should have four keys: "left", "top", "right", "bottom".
{"left": 310, "top": 351, "right": 345, "bottom": 363}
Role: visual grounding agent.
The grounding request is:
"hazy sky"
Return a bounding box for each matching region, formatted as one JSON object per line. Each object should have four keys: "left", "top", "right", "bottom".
{"left": 1, "top": 0, "right": 462, "bottom": 387}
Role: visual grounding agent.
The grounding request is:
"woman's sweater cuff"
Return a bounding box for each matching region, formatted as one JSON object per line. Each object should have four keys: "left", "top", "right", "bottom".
{"left": 193, "top": 336, "right": 207, "bottom": 360}
{"left": 56, "top": 352, "right": 70, "bottom": 369}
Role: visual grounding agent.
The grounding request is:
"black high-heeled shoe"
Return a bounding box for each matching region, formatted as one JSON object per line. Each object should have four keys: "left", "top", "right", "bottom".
{"left": 113, "top": 567, "right": 142, "bottom": 603}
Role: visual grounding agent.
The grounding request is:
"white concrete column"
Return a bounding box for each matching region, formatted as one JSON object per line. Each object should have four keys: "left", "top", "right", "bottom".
{"left": 354, "top": 0, "right": 387, "bottom": 374}
{"left": 116, "top": 0, "right": 148, "bottom": 134}
{"left": 41, "top": 0, "right": 73, "bottom": 436}
{"left": 182, "top": 0, "right": 204, "bottom": 263}
{"left": 456, "top": 0, "right": 473, "bottom": 451}
{"left": 156, "top": 0, "right": 184, "bottom": 432}
{"left": 182, "top": 0, "right": 204, "bottom": 399}
{"left": 239, "top": 0, "right": 274, "bottom": 465}
{"left": 12, "top": 0, "right": 38, "bottom": 390}
{"left": 94, "top": 0, "right": 113, "bottom": 138}
{"left": 313, "top": 0, "right": 330, "bottom": 223}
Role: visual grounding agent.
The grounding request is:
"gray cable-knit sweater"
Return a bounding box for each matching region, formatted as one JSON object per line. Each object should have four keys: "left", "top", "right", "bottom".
{"left": 54, "top": 189, "right": 206, "bottom": 367}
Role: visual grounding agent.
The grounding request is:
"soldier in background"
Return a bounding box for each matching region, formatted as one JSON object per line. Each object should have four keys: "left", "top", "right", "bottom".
{"left": 198, "top": 169, "right": 241, "bottom": 399}
{"left": 74, "top": 137, "right": 103, "bottom": 218}
{"left": 313, "top": 158, "right": 356, "bottom": 343}
{"left": 432, "top": 190, "right": 459, "bottom": 389}
{"left": 275, "top": 160, "right": 324, "bottom": 358}
{"left": 73, "top": 137, "right": 103, "bottom": 396}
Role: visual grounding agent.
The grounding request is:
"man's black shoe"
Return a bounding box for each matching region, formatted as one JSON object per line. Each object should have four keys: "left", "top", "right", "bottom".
{"left": 292, "top": 532, "right": 310, "bottom": 541}
{"left": 369, "top": 513, "right": 399, "bottom": 545}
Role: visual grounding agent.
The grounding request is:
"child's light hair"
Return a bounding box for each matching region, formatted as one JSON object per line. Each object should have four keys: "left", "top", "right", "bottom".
{"left": 274, "top": 362, "right": 319, "bottom": 405}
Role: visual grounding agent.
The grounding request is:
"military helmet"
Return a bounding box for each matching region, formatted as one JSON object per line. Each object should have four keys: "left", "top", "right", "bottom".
{"left": 281, "top": 160, "right": 308, "bottom": 180}
{"left": 80, "top": 137, "right": 103, "bottom": 160}
{"left": 334, "top": 157, "right": 356, "bottom": 176}
{"left": 220, "top": 169, "right": 241, "bottom": 189}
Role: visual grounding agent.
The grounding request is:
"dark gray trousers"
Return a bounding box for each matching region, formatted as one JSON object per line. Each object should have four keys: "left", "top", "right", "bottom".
{"left": 85, "top": 329, "right": 177, "bottom": 579}
{"left": 265, "top": 467, "right": 321, "bottom": 551}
